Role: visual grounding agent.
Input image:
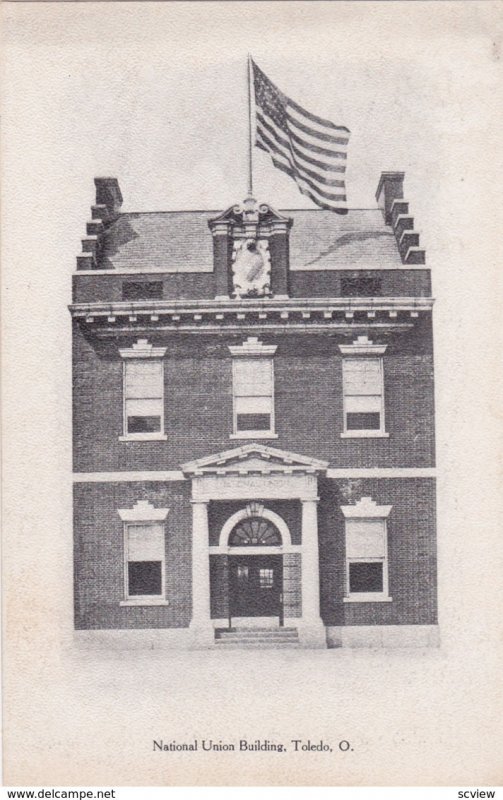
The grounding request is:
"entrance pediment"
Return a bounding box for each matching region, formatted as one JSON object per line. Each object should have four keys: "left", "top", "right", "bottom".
{"left": 181, "top": 443, "right": 328, "bottom": 476}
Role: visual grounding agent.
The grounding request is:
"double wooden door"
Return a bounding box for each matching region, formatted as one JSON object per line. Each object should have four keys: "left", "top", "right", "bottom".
{"left": 229, "top": 555, "right": 282, "bottom": 618}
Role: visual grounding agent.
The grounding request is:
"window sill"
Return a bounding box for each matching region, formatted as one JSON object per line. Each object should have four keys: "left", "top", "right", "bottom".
{"left": 343, "top": 595, "right": 393, "bottom": 603}
{"left": 119, "top": 434, "right": 168, "bottom": 442}
{"left": 120, "top": 599, "right": 170, "bottom": 607}
{"left": 340, "top": 431, "right": 390, "bottom": 439}
{"left": 230, "top": 432, "right": 279, "bottom": 440}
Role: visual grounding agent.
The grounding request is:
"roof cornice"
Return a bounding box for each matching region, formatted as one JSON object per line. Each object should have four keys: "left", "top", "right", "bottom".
{"left": 69, "top": 297, "right": 433, "bottom": 336}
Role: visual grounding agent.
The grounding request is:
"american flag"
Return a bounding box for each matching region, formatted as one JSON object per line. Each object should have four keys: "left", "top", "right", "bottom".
{"left": 252, "top": 59, "right": 349, "bottom": 214}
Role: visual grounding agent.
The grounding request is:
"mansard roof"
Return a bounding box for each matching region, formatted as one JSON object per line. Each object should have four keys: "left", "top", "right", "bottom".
{"left": 97, "top": 207, "right": 402, "bottom": 273}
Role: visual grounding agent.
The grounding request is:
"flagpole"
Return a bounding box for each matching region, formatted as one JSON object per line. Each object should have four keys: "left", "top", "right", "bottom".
{"left": 247, "top": 54, "right": 253, "bottom": 197}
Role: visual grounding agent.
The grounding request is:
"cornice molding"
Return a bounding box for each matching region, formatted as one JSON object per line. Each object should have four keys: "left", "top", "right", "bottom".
{"left": 118, "top": 338, "right": 167, "bottom": 359}
{"left": 228, "top": 336, "right": 277, "bottom": 357}
{"left": 117, "top": 500, "right": 170, "bottom": 522}
{"left": 338, "top": 335, "right": 388, "bottom": 356}
{"left": 340, "top": 496, "right": 392, "bottom": 519}
{"left": 70, "top": 297, "right": 434, "bottom": 317}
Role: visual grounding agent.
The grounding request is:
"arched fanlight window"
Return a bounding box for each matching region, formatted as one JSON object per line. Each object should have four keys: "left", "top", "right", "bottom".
{"left": 228, "top": 517, "right": 282, "bottom": 547}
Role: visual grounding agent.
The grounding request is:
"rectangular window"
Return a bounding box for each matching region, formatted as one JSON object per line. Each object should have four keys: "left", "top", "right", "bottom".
{"left": 349, "top": 562, "right": 383, "bottom": 593}
{"left": 233, "top": 357, "right": 274, "bottom": 435}
{"left": 259, "top": 568, "right": 274, "bottom": 589}
{"left": 341, "top": 274, "right": 382, "bottom": 297}
{"left": 124, "top": 359, "right": 164, "bottom": 437}
{"left": 342, "top": 357, "right": 385, "bottom": 434}
{"left": 122, "top": 281, "right": 163, "bottom": 301}
{"left": 125, "top": 523, "right": 165, "bottom": 599}
{"left": 345, "top": 519, "right": 389, "bottom": 600}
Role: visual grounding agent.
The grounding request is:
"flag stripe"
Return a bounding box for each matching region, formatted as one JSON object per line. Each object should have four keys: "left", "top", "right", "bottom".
{"left": 286, "top": 101, "right": 348, "bottom": 139}
{"left": 289, "top": 142, "right": 347, "bottom": 174}
{"left": 288, "top": 119, "right": 348, "bottom": 154}
{"left": 288, "top": 127, "right": 347, "bottom": 160}
{"left": 261, "top": 151, "right": 348, "bottom": 209}
{"left": 285, "top": 111, "right": 349, "bottom": 146}
{"left": 256, "top": 118, "right": 347, "bottom": 190}
{"left": 291, "top": 133, "right": 347, "bottom": 167}
{"left": 256, "top": 110, "right": 346, "bottom": 174}
{"left": 256, "top": 144, "right": 348, "bottom": 212}
{"left": 252, "top": 58, "right": 349, "bottom": 213}
{"left": 256, "top": 127, "right": 346, "bottom": 190}
{"left": 287, "top": 96, "right": 350, "bottom": 133}
{"left": 257, "top": 144, "right": 347, "bottom": 206}
{"left": 255, "top": 110, "right": 292, "bottom": 154}
{"left": 256, "top": 134, "right": 347, "bottom": 204}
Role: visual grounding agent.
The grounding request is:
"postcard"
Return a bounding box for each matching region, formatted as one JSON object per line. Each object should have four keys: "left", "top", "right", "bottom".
{"left": 2, "top": 0, "right": 501, "bottom": 787}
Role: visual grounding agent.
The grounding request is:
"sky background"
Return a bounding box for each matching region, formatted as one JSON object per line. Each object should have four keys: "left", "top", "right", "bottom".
{"left": 3, "top": 1, "right": 497, "bottom": 215}
{"left": 2, "top": 1, "right": 502, "bottom": 786}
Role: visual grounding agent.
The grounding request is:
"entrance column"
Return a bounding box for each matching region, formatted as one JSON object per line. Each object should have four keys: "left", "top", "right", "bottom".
{"left": 189, "top": 499, "right": 213, "bottom": 646}
{"left": 299, "top": 497, "right": 326, "bottom": 647}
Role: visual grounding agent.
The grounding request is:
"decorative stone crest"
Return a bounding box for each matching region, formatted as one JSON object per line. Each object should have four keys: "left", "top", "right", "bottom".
{"left": 245, "top": 501, "right": 265, "bottom": 517}
{"left": 232, "top": 237, "right": 271, "bottom": 298}
{"left": 208, "top": 197, "right": 292, "bottom": 299}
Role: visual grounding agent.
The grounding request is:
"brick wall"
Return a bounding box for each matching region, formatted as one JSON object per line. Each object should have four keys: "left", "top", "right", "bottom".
{"left": 318, "top": 476, "right": 437, "bottom": 626}
{"left": 74, "top": 477, "right": 436, "bottom": 630}
{"left": 73, "top": 481, "right": 192, "bottom": 629}
{"left": 210, "top": 556, "right": 229, "bottom": 619}
{"left": 72, "top": 268, "right": 431, "bottom": 303}
{"left": 289, "top": 269, "right": 431, "bottom": 298}
{"left": 73, "top": 316, "right": 435, "bottom": 472}
{"left": 73, "top": 273, "right": 215, "bottom": 303}
{"left": 283, "top": 553, "right": 302, "bottom": 618}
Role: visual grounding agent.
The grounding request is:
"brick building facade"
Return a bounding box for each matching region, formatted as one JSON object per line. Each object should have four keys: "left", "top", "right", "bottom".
{"left": 70, "top": 173, "right": 438, "bottom": 648}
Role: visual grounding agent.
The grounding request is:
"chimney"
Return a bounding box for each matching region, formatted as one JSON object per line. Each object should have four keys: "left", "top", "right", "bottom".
{"left": 375, "top": 172, "right": 404, "bottom": 225}
{"left": 93, "top": 177, "right": 123, "bottom": 224}
{"left": 76, "top": 178, "right": 123, "bottom": 270}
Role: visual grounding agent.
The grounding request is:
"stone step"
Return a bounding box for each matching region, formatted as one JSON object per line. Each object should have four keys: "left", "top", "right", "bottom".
{"left": 217, "top": 630, "right": 297, "bottom": 634}
{"left": 216, "top": 627, "right": 297, "bottom": 634}
{"left": 216, "top": 637, "right": 299, "bottom": 644}
{"left": 215, "top": 626, "right": 300, "bottom": 647}
{"left": 215, "top": 629, "right": 298, "bottom": 640}
{"left": 214, "top": 641, "right": 301, "bottom": 649}
{"left": 216, "top": 634, "right": 299, "bottom": 644}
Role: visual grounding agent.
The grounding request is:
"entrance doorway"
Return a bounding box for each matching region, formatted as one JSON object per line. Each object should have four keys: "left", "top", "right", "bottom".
{"left": 229, "top": 555, "right": 283, "bottom": 619}
{"left": 220, "top": 510, "right": 287, "bottom": 626}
